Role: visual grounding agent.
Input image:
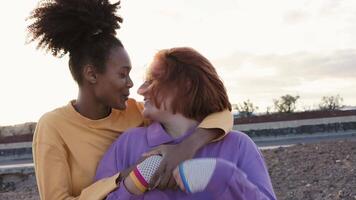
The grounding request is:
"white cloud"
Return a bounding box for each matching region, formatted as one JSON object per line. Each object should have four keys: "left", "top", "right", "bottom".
{"left": 214, "top": 49, "right": 356, "bottom": 111}
{"left": 1, "top": 0, "right": 356, "bottom": 124}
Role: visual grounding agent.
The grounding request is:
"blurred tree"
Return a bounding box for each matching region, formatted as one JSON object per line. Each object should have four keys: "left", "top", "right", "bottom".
{"left": 273, "top": 94, "right": 300, "bottom": 113}
{"left": 319, "top": 94, "right": 344, "bottom": 111}
{"left": 266, "top": 106, "right": 272, "bottom": 115}
{"left": 235, "top": 99, "right": 258, "bottom": 117}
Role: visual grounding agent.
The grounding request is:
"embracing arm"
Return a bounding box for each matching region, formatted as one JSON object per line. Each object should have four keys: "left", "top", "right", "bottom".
{"left": 136, "top": 101, "right": 233, "bottom": 135}
{"left": 33, "top": 118, "right": 120, "bottom": 200}
{"left": 205, "top": 159, "right": 276, "bottom": 200}
{"left": 94, "top": 133, "right": 144, "bottom": 200}
{"left": 177, "top": 109, "right": 234, "bottom": 156}
{"left": 197, "top": 109, "right": 233, "bottom": 138}
{"left": 144, "top": 109, "right": 233, "bottom": 189}
{"left": 174, "top": 135, "right": 276, "bottom": 200}
{"left": 207, "top": 136, "right": 276, "bottom": 199}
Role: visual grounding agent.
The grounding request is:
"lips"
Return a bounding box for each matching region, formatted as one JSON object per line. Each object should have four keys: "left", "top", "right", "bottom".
{"left": 122, "top": 94, "right": 130, "bottom": 100}
{"left": 143, "top": 98, "right": 150, "bottom": 106}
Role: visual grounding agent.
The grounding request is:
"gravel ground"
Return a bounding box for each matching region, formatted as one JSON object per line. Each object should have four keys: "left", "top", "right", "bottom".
{"left": 264, "top": 139, "right": 356, "bottom": 200}
{"left": 1, "top": 139, "right": 355, "bottom": 200}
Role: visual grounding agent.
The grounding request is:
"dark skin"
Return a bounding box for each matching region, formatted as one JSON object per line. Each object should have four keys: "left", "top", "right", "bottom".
{"left": 144, "top": 128, "right": 223, "bottom": 190}
{"left": 74, "top": 46, "right": 133, "bottom": 119}
{"left": 121, "top": 128, "right": 223, "bottom": 194}
{"left": 74, "top": 46, "right": 223, "bottom": 190}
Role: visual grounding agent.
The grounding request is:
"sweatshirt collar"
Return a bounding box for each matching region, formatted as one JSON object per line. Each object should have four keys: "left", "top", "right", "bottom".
{"left": 147, "top": 122, "right": 197, "bottom": 147}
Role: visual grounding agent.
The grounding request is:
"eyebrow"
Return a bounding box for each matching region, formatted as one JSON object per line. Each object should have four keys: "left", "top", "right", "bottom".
{"left": 121, "top": 66, "right": 132, "bottom": 70}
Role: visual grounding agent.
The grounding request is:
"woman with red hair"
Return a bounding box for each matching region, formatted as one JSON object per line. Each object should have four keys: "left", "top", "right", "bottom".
{"left": 95, "top": 47, "right": 276, "bottom": 200}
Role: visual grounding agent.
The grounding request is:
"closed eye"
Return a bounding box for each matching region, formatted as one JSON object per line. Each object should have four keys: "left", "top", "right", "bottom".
{"left": 119, "top": 73, "right": 127, "bottom": 78}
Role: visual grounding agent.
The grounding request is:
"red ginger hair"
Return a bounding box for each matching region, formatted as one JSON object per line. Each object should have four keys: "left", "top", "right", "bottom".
{"left": 147, "top": 47, "right": 231, "bottom": 121}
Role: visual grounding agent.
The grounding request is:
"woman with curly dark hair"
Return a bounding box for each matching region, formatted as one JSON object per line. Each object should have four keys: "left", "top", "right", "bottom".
{"left": 27, "top": 0, "right": 233, "bottom": 199}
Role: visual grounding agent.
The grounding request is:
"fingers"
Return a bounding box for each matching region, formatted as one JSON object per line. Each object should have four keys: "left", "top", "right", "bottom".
{"left": 142, "top": 147, "right": 163, "bottom": 157}
{"left": 135, "top": 156, "right": 147, "bottom": 165}
{"left": 149, "top": 161, "right": 166, "bottom": 188}
{"left": 173, "top": 167, "right": 185, "bottom": 192}
{"left": 157, "top": 168, "right": 171, "bottom": 190}
{"left": 155, "top": 158, "right": 176, "bottom": 190}
{"left": 167, "top": 175, "right": 177, "bottom": 189}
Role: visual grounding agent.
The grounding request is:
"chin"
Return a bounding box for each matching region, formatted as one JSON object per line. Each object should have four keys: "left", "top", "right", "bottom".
{"left": 142, "top": 110, "right": 150, "bottom": 119}
{"left": 143, "top": 110, "right": 159, "bottom": 121}
{"left": 113, "top": 102, "right": 127, "bottom": 110}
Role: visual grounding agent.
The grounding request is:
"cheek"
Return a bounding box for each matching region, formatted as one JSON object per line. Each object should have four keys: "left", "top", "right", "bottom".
{"left": 94, "top": 81, "right": 108, "bottom": 98}
{"left": 112, "top": 78, "right": 126, "bottom": 90}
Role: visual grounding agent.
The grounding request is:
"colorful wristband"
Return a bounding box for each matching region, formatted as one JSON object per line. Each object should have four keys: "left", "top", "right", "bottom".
{"left": 129, "top": 169, "right": 148, "bottom": 193}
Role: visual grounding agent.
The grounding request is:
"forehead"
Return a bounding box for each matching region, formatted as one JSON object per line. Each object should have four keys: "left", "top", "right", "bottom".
{"left": 147, "top": 59, "right": 164, "bottom": 79}
{"left": 106, "top": 47, "right": 131, "bottom": 71}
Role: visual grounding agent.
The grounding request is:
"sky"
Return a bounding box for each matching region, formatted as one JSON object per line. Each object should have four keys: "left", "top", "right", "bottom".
{"left": 0, "top": 0, "right": 356, "bottom": 125}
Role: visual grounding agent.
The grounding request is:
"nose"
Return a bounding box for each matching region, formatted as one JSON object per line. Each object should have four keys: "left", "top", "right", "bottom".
{"left": 127, "top": 76, "right": 134, "bottom": 88}
{"left": 137, "top": 81, "right": 150, "bottom": 96}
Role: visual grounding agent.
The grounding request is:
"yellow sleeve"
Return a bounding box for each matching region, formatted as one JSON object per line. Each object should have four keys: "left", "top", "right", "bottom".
{"left": 197, "top": 109, "right": 233, "bottom": 140}
{"left": 33, "top": 118, "right": 119, "bottom": 200}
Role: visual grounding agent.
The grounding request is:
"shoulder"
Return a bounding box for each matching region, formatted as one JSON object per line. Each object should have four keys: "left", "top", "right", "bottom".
{"left": 34, "top": 105, "right": 69, "bottom": 144}
{"left": 112, "top": 126, "right": 148, "bottom": 146}
{"left": 224, "top": 130, "right": 251, "bottom": 142}
{"left": 119, "top": 126, "right": 147, "bottom": 139}
{"left": 223, "top": 131, "right": 258, "bottom": 151}
{"left": 37, "top": 103, "right": 71, "bottom": 125}
{"left": 35, "top": 105, "right": 68, "bottom": 132}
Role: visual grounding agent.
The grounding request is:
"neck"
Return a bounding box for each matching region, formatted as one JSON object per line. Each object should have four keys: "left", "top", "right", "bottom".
{"left": 73, "top": 87, "right": 111, "bottom": 120}
{"left": 161, "top": 114, "right": 199, "bottom": 138}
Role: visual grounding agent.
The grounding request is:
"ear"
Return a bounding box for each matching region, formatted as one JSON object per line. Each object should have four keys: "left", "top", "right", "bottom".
{"left": 185, "top": 80, "right": 192, "bottom": 90}
{"left": 83, "top": 65, "right": 97, "bottom": 84}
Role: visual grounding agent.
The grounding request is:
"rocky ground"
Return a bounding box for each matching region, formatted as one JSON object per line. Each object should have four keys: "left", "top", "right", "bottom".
{"left": 265, "top": 139, "right": 356, "bottom": 200}
{"left": 1, "top": 139, "right": 355, "bottom": 200}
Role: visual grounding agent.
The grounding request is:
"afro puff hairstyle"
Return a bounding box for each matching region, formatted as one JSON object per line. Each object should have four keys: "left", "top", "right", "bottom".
{"left": 27, "top": 0, "right": 124, "bottom": 84}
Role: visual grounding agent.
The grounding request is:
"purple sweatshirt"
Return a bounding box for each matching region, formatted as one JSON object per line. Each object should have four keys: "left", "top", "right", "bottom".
{"left": 95, "top": 122, "right": 276, "bottom": 200}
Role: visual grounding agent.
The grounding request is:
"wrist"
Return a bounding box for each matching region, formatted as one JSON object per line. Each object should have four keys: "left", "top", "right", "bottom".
{"left": 124, "top": 175, "right": 144, "bottom": 195}
{"left": 115, "top": 172, "right": 123, "bottom": 185}
{"left": 179, "top": 136, "right": 200, "bottom": 153}
{"left": 183, "top": 128, "right": 220, "bottom": 152}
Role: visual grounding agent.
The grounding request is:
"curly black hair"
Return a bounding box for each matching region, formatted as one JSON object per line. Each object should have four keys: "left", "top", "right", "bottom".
{"left": 27, "top": 0, "right": 124, "bottom": 84}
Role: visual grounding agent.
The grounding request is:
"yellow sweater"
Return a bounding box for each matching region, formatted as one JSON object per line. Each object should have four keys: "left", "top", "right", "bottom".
{"left": 33, "top": 98, "right": 233, "bottom": 200}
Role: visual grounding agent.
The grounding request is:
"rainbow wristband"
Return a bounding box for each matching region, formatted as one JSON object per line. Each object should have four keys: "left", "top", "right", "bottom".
{"left": 129, "top": 168, "right": 149, "bottom": 193}
{"left": 178, "top": 164, "right": 192, "bottom": 193}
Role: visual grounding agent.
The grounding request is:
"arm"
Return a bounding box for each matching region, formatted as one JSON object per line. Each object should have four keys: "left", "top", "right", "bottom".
{"left": 136, "top": 101, "right": 232, "bottom": 134}
{"left": 33, "top": 118, "right": 119, "bottom": 200}
{"left": 175, "top": 158, "right": 276, "bottom": 200}
{"left": 197, "top": 109, "right": 233, "bottom": 140}
{"left": 143, "top": 109, "right": 233, "bottom": 189}
{"left": 174, "top": 134, "right": 276, "bottom": 200}
{"left": 208, "top": 159, "right": 276, "bottom": 200}
{"left": 95, "top": 132, "right": 144, "bottom": 200}
{"left": 211, "top": 135, "right": 276, "bottom": 200}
